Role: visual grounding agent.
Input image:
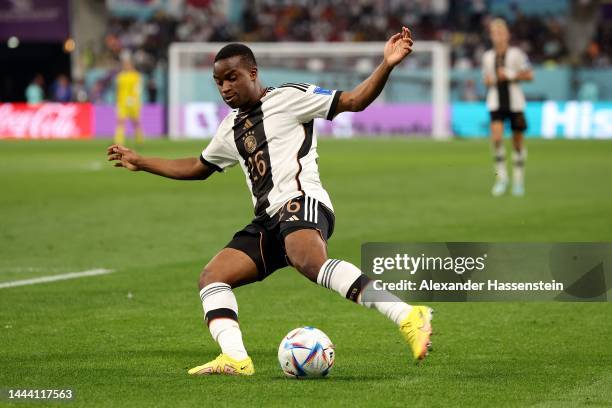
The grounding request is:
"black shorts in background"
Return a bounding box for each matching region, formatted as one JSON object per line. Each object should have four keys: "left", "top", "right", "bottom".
{"left": 225, "top": 195, "right": 335, "bottom": 281}
{"left": 490, "top": 110, "right": 527, "bottom": 132}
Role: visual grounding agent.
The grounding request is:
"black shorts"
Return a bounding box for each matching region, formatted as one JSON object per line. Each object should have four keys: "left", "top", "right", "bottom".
{"left": 490, "top": 110, "right": 527, "bottom": 132}
{"left": 225, "top": 195, "right": 335, "bottom": 281}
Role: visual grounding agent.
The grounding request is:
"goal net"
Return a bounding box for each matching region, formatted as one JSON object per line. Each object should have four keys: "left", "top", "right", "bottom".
{"left": 168, "top": 41, "right": 450, "bottom": 139}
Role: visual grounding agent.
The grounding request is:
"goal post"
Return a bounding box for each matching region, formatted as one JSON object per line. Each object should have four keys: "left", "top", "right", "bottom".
{"left": 168, "top": 41, "right": 450, "bottom": 139}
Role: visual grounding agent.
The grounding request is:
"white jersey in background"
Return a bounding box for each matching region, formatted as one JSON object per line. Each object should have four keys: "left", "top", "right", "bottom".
{"left": 201, "top": 83, "right": 341, "bottom": 220}
{"left": 482, "top": 47, "right": 530, "bottom": 112}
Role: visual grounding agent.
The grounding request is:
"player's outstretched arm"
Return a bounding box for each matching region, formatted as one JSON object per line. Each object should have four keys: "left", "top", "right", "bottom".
{"left": 106, "top": 144, "right": 215, "bottom": 180}
{"left": 485, "top": 69, "right": 533, "bottom": 86}
{"left": 336, "top": 27, "right": 413, "bottom": 114}
{"left": 515, "top": 69, "right": 534, "bottom": 82}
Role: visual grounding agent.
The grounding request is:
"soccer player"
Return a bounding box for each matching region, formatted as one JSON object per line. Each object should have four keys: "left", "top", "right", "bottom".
{"left": 482, "top": 18, "right": 533, "bottom": 196}
{"left": 107, "top": 27, "right": 432, "bottom": 376}
{"left": 114, "top": 58, "right": 144, "bottom": 145}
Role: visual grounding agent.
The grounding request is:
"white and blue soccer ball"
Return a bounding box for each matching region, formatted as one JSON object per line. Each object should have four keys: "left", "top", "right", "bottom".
{"left": 278, "top": 327, "right": 335, "bottom": 378}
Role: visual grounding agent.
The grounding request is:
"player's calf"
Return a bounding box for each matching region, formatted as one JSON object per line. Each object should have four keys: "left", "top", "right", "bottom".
{"left": 284, "top": 214, "right": 434, "bottom": 360}
{"left": 316, "top": 258, "right": 433, "bottom": 361}
{"left": 511, "top": 144, "right": 527, "bottom": 196}
{"left": 285, "top": 230, "right": 414, "bottom": 325}
{"left": 190, "top": 249, "right": 260, "bottom": 375}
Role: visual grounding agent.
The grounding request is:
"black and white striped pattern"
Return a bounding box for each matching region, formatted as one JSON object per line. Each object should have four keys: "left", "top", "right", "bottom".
{"left": 200, "top": 282, "right": 232, "bottom": 303}
{"left": 201, "top": 81, "right": 338, "bottom": 219}
{"left": 233, "top": 102, "right": 274, "bottom": 217}
{"left": 319, "top": 259, "right": 342, "bottom": 289}
{"left": 304, "top": 196, "right": 319, "bottom": 223}
{"left": 278, "top": 82, "right": 310, "bottom": 92}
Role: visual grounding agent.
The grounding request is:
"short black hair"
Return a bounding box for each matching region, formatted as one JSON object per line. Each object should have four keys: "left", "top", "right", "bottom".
{"left": 214, "top": 43, "right": 257, "bottom": 68}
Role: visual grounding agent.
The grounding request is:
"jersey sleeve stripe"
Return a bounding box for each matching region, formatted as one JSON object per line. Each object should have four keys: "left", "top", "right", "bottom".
{"left": 326, "top": 90, "right": 342, "bottom": 120}
{"left": 200, "top": 155, "right": 223, "bottom": 172}
{"left": 284, "top": 82, "right": 310, "bottom": 89}
{"left": 279, "top": 85, "right": 308, "bottom": 92}
{"left": 279, "top": 83, "right": 308, "bottom": 92}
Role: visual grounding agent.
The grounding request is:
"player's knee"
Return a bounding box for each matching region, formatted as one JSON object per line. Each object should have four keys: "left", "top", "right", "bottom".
{"left": 198, "top": 265, "right": 220, "bottom": 288}
{"left": 292, "top": 257, "right": 325, "bottom": 282}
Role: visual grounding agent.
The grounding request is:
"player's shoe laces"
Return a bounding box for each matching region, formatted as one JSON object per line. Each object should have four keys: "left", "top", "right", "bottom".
{"left": 512, "top": 183, "right": 525, "bottom": 196}
{"left": 491, "top": 179, "right": 508, "bottom": 197}
{"left": 188, "top": 354, "right": 254, "bottom": 376}
{"left": 399, "top": 306, "right": 433, "bottom": 361}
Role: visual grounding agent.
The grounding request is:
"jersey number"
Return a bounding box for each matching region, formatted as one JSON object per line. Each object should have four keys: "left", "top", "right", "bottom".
{"left": 286, "top": 199, "right": 300, "bottom": 213}
{"left": 247, "top": 151, "right": 267, "bottom": 181}
{"left": 278, "top": 198, "right": 301, "bottom": 220}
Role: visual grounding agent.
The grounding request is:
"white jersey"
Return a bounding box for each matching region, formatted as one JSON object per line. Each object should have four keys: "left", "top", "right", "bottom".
{"left": 482, "top": 47, "right": 531, "bottom": 112}
{"left": 200, "top": 83, "right": 341, "bottom": 220}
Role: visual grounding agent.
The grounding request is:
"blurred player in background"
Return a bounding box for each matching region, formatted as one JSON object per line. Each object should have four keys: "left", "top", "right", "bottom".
{"left": 114, "top": 58, "right": 144, "bottom": 145}
{"left": 483, "top": 18, "right": 533, "bottom": 196}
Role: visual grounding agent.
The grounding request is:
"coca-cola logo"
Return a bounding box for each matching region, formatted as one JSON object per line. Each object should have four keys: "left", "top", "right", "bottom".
{"left": 0, "top": 103, "right": 91, "bottom": 139}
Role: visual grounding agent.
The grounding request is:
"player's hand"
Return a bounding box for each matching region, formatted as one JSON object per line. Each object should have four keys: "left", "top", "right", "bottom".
{"left": 496, "top": 67, "right": 507, "bottom": 81}
{"left": 107, "top": 144, "right": 141, "bottom": 171}
{"left": 485, "top": 74, "right": 496, "bottom": 87}
{"left": 384, "top": 27, "right": 413, "bottom": 68}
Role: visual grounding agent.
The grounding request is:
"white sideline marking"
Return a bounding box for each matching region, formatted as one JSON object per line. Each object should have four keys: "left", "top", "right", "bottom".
{"left": 0, "top": 268, "right": 114, "bottom": 289}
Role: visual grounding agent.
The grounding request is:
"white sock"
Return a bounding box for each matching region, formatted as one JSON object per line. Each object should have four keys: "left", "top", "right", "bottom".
{"left": 208, "top": 319, "right": 248, "bottom": 361}
{"left": 317, "top": 259, "right": 412, "bottom": 325}
{"left": 493, "top": 144, "right": 507, "bottom": 181}
{"left": 358, "top": 281, "right": 413, "bottom": 325}
{"left": 512, "top": 148, "right": 526, "bottom": 185}
{"left": 200, "top": 283, "right": 248, "bottom": 361}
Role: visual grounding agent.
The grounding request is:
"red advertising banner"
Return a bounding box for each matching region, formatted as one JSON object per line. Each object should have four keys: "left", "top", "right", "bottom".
{"left": 0, "top": 103, "right": 93, "bottom": 139}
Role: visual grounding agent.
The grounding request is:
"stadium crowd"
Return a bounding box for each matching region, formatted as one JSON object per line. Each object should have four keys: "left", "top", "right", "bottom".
{"left": 89, "top": 0, "right": 612, "bottom": 69}
{"left": 64, "top": 0, "right": 609, "bottom": 103}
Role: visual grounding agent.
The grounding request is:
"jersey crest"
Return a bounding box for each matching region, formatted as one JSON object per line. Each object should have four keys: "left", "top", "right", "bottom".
{"left": 244, "top": 133, "right": 257, "bottom": 154}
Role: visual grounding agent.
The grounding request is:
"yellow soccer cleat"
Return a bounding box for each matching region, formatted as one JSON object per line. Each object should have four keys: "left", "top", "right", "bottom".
{"left": 188, "top": 354, "right": 255, "bottom": 376}
{"left": 399, "top": 306, "right": 433, "bottom": 361}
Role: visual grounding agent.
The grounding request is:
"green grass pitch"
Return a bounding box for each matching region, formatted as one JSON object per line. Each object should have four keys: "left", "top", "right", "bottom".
{"left": 1, "top": 138, "right": 611, "bottom": 407}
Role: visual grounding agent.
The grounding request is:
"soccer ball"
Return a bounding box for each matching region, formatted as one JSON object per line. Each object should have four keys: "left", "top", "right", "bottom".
{"left": 278, "top": 327, "right": 335, "bottom": 378}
